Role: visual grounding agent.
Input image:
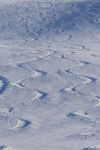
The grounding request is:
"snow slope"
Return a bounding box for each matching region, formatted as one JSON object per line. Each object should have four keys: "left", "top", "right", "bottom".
{"left": 0, "top": 0, "right": 100, "bottom": 150}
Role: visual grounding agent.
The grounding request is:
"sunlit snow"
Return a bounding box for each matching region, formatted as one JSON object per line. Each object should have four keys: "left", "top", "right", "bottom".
{"left": 0, "top": 0, "right": 100, "bottom": 150}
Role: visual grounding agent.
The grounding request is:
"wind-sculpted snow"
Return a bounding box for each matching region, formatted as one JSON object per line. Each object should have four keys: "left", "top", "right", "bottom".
{"left": 0, "top": 0, "right": 100, "bottom": 150}
{"left": 0, "top": 0, "right": 100, "bottom": 38}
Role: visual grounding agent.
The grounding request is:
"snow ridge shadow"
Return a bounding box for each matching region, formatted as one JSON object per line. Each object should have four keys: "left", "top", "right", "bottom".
{"left": 0, "top": 76, "right": 9, "bottom": 94}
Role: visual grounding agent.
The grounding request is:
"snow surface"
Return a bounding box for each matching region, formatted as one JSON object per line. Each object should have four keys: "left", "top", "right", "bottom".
{"left": 0, "top": 0, "right": 100, "bottom": 150}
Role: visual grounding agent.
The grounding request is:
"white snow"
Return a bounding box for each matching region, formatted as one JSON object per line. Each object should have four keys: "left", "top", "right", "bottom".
{"left": 0, "top": 0, "right": 100, "bottom": 149}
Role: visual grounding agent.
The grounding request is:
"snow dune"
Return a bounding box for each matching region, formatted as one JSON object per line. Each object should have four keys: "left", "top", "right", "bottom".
{"left": 0, "top": 0, "right": 100, "bottom": 150}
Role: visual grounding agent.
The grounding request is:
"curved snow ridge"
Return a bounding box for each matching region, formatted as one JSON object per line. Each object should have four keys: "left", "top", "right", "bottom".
{"left": 11, "top": 69, "right": 47, "bottom": 88}
{"left": 71, "top": 77, "right": 97, "bottom": 94}
{"left": 0, "top": 107, "right": 40, "bottom": 130}
{"left": 72, "top": 79, "right": 100, "bottom": 97}
{"left": 17, "top": 62, "right": 48, "bottom": 77}
{"left": 19, "top": 71, "right": 58, "bottom": 90}
{"left": 0, "top": 76, "right": 9, "bottom": 94}
{"left": 83, "top": 76, "right": 97, "bottom": 84}
{"left": 67, "top": 107, "right": 100, "bottom": 126}
{"left": 57, "top": 69, "right": 85, "bottom": 81}
{"left": 82, "top": 147, "right": 100, "bottom": 150}
{"left": 66, "top": 111, "right": 95, "bottom": 125}
{"left": 0, "top": 114, "right": 33, "bottom": 134}
{"left": 66, "top": 133, "right": 95, "bottom": 141}
{"left": 33, "top": 90, "right": 48, "bottom": 101}
{"left": 0, "top": 0, "right": 100, "bottom": 38}
{"left": 18, "top": 89, "right": 48, "bottom": 103}
{"left": 59, "top": 70, "right": 97, "bottom": 95}
{"left": 78, "top": 61, "right": 91, "bottom": 67}
{"left": 9, "top": 119, "right": 31, "bottom": 131}
{"left": 0, "top": 145, "right": 15, "bottom": 150}
{"left": 70, "top": 76, "right": 97, "bottom": 93}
